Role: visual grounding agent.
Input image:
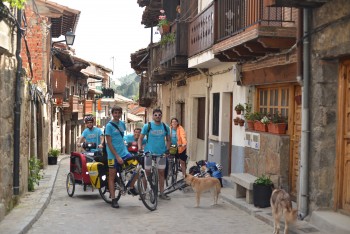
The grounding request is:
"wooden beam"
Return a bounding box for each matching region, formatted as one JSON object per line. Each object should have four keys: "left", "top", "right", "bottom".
{"left": 258, "top": 37, "right": 296, "bottom": 49}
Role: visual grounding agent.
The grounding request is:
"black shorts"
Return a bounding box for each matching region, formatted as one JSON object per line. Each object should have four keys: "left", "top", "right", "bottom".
{"left": 176, "top": 149, "right": 188, "bottom": 162}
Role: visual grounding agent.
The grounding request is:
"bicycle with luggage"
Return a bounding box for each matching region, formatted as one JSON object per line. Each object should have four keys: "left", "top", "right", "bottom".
{"left": 98, "top": 152, "right": 159, "bottom": 211}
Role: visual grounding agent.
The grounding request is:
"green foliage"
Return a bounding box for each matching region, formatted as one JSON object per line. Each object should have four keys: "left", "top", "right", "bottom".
{"left": 2, "top": 0, "right": 26, "bottom": 9}
{"left": 28, "top": 157, "right": 43, "bottom": 192}
{"left": 115, "top": 73, "right": 140, "bottom": 99}
{"left": 48, "top": 148, "right": 60, "bottom": 157}
{"left": 160, "top": 33, "right": 175, "bottom": 46}
{"left": 234, "top": 103, "right": 245, "bottom": 111}
{"left": 269, "top": 112, "right": 287, "bottom": 123}
{"left": 254, "top": 174, "right": 273, "bottom": 186}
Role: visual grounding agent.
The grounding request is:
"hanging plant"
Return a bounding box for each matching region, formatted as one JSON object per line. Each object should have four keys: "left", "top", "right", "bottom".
{"left": 2, "top": 0, "right": 27, "bottom": 9}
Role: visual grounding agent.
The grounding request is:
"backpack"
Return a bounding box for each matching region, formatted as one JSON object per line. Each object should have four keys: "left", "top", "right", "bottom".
{"left": 146, "top": 121, "right": 168, "bottom": 143}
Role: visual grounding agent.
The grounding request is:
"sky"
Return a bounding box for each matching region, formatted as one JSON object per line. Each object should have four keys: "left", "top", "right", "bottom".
{"left": 52, "top": 0, "right": 160, "bottom": 79}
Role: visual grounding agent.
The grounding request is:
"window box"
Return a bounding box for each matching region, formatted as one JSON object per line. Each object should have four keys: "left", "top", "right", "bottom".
{"left": 254, "top": 121, "right": 268, "bottom": 132}
{"left": 267, "top": 123, "right": 287, "bottom": 134}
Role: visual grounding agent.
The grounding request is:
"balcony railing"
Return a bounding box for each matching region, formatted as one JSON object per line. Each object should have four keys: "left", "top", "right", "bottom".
{"left": 51, "top": 70, "right": 67, "bottom": 97}
{"left": 84, "top": 100, "right": 93, "bottom": 115}
{"left": 69, "top": 95, "right": 79, "bottom": 113}
{"left": 78, "top": 103, "right": 84, "bottom": 120}
{"left": 216, "top": 0, "right": 295, "bottom": 42}
{"left": 188, "top": 3, "right": 215, "bottom": 57}
{"left": 160, "top": 22, "right": 189, "bottom": 68}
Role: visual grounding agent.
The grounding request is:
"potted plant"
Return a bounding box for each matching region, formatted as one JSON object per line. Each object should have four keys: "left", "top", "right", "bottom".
{"left": 234, "top": 103, "right": 245, "bottom": 115}
{"left": 159, "top": 32, "right": 175, "bottom": 46}
{"left": 48, "top": 148, "right": 60, "bottom": 165}
{"left": 158, "top": 9, "right": 170, "bottom": 35}
{"left": 267, "top": 113, "right": 288, "bottom": 134}
{"left": 233, "top": 117, "right": 240, "bottom": 125}
{"left": 253, "top": 174, "right": 274, "bottom": 208}
{"left": 244, "top": 103, "right": 254, "bottom": 130}
{"left": 238, "top": 118, "right": 245, "bottom": 126}
{"left": 254, "top": 113, "right": 268, "bottom": 132}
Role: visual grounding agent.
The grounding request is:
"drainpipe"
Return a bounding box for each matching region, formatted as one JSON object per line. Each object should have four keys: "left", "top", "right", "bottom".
{"left": 197, "top": 68, "right": 212, "bottom": 159}
{"left": 298, "top": 8, "right": 311, "bottom": 220}
{"left": 13, "top": 8, "right": 23, "bottom": 195}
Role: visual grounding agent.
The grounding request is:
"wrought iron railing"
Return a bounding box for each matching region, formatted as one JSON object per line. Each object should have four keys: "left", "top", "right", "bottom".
{"left": 216, "top": 0, "right": 295, "bottom": 42}
{"left": 188, "top": 3, "right": 215, "bottom": 57}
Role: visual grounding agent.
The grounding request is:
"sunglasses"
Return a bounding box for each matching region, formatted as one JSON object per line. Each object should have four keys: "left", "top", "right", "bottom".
{"left": 153, "top": 114, "right": 162, "bottom": 117}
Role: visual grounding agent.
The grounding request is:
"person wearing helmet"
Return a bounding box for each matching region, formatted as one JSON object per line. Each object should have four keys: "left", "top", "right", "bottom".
{"left": 77, "top": 115, "right": 104, "bottom": 152}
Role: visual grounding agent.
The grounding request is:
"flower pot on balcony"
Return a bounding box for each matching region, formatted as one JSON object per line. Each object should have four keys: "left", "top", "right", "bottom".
{"left": 254, "top": 121, "right": 268, "bottom": 132}
{"left": 158, "top": 24, "right": 170, "bottom": 35}
{"left": 267, "top": 123, "right": 287, "bottom": 134}
{"left": 247, "top": 120, "right": 254, "bottom": 130}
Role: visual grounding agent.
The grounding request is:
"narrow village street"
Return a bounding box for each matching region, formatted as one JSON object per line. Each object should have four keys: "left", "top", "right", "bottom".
{"left": 27, "top": 157, "right": 273, "bottom": 234}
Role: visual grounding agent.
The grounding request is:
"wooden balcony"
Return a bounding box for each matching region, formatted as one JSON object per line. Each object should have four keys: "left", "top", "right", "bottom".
{"left": 148, "top": 43, "right": 171, "bottom": 84}
{"left": 188, "top": 3, "right": 215, "bottom": 57}
{"left": 264, "top": 0, "right": 328, "bottom": 8}
{"left": 84, "top": 99, "right": 93, "bottom": 115}
{"left": 78, "top": 103, "right": 84, "bottom": 120}
{"left": 69, "top": 95, "right": 79, "bottom": 113}
{"left": 51, "top": 70, "right": 67, "bottom": 98}
{"left": 160, "top": 22, "right": 189, "bottom": 70}
{"left": 139, "top": 77, "right": 157, "bottom": 107}
{"left": 213, "top": 0, "right": 297, "bottom": 62}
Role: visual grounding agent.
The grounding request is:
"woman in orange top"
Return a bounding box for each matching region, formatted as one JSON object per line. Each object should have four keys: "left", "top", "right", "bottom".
{"left": 170, "top": 117, "right": 188, "bottom": 177}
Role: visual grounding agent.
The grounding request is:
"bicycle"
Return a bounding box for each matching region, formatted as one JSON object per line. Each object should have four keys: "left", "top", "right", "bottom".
{"left": 165, "top": 152, "right": 179, "bottom": 187}
{"left": 98, "top": 153, "right": 158, "bottom": 211}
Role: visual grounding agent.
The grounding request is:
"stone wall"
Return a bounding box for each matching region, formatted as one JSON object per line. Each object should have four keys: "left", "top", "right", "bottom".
{"left": 244, "top": 132, "right": 290, "bottom": 191}
{"left": 307, "top": 0, "right": 350, "bottom": 211}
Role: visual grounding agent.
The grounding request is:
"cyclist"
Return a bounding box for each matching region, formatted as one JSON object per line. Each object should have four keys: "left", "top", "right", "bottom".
{"left": 138, "top": 108, "right": 171, "bottom": 200}
{"left": 77, "top": 115, "right": 104, "bottom": 152}
{"left": 124, "top": 128, "right": 146, "bottom": 154}
{"left": 105, "top": 106, "right": 134, "bottom": 208}
{"left": 170, "top": 117, "right": 188, "bottom": 178}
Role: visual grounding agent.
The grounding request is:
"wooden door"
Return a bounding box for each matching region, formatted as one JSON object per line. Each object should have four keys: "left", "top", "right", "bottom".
{"left": 290, "top": 85, "right": 302, "bottom": 198}
{"left": 337, "top": 61, "right": 350, "bottom": 213}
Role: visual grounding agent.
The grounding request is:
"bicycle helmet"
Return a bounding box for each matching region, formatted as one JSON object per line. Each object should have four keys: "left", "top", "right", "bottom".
{"left": 84, "top": 115, "right": 94, "bottom": 123}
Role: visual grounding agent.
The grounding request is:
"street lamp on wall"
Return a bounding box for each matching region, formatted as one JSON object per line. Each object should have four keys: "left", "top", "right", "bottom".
{"left": 52, "top": 29, "right": 76, "bottom": 47}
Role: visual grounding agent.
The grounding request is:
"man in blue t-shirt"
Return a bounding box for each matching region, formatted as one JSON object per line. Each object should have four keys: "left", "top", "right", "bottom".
{"left": 78, "top": 115, "right": 104, "bottom": 153}
{"left": 105, "top": 106, "right": 132, "bottom": 208}
{"left": 124, "top": 128, "right": 146, "bottom": 154}
{"left": 138, "top": 108, "right": 171, "bottom": 200}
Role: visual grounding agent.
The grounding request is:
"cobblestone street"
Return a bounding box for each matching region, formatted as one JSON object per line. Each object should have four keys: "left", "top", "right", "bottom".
{"left": 27, "top": 157, "right": 273, "bottom": 234}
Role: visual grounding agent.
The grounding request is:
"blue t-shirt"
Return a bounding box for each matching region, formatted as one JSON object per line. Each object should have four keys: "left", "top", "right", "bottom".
{"left": 141, "top": 122, "right": 170, "bottom": 155}
{"left": 124, "top": 134, "right": 147, "bottom": 145}
{"left": 171, "top": 128, "right": 177, "bottom": 145}
{"left": 81, "top": 127, "right": 103, "bottom": 152}
{"left": 105, "top": 120, "right": 129, "bottom": 160}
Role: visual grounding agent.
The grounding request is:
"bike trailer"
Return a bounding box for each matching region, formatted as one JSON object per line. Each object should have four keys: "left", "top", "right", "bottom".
{"left": 86, "top": 162, "right": 107, "bottom": 189}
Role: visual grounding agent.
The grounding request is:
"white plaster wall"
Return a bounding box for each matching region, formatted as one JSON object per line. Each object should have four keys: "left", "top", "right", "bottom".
{"left": 199, "top": 0, "right": 213, "bottom": 12}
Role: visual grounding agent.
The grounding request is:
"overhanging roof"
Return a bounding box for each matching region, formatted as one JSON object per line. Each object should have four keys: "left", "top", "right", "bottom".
{"left": 31, "top": 0, "right": 80, "bottom": 38}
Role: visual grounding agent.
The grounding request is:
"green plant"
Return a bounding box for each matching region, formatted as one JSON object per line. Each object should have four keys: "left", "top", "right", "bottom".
{"left": 270, "top": 112, "right": 287, "bottom": 123}
{"left": 254, "top": 174, "right": 273, "bottom": 186}
{"left": 2, "top": 0, "right": 26, "bottom": 9}
{"left": 160, "top": 32, "right": 175, "bottom": 46}
{"left": 235, "top": 103, "right": 245, "bottom": 111}
{"left": 28, "top": 157, "right": 43, "bottom": 192}
{"left": 48, "top": 148, "right": 60, "bottom": 157}
{"left": 158, "top": 9, "right": 169, "bottom": 27}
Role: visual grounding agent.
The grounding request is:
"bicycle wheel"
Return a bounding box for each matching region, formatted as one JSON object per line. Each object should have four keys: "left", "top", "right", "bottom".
{"left": 151, "top": 166, "right": 159, "bottom": 197}
{"left": 99, "top": 176, "right": 122, "bottom": 204}
{"left": 66, "top": 172, "right": 75, "bottom": 197}
{"left": 137, "top": 170, "right": 157, "bottom": 211}
{"left": 163, "top": 179, "right": 188, "bottom": 195}
{"left": 166, "top": 159, "right": 175, "bottom": 187}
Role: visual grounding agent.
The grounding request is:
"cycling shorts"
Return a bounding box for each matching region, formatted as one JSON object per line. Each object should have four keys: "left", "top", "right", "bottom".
{"left": 144, "top": 156, "right": 166, "bottom": 170}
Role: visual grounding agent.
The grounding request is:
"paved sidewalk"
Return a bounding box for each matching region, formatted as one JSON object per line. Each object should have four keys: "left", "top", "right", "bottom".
{"left": 0, "top": 155, "right": 67, "bottom": 234}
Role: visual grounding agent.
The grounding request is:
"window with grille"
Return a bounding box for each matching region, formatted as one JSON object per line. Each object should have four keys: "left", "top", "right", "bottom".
{"left": 258, "top": 86, "right": 289, "bottom": 118}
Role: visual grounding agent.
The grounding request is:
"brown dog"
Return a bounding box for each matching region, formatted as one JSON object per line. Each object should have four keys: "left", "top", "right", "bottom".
{"left": 185, "top": 174, "right": 221, "bottom": 207}
{"left": 270, "top": 189, "right": 298, "bottom": 234}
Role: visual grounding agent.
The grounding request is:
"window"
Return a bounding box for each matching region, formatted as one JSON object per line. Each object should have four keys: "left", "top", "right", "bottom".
{"left": 212, "top": 93, "right": 220, "bottom": 136}
{"left": 197, "top": 98, "right": 205, "bottom": 140}
{"left": 258, "top": 86, "right": 289, "bottom": 117}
